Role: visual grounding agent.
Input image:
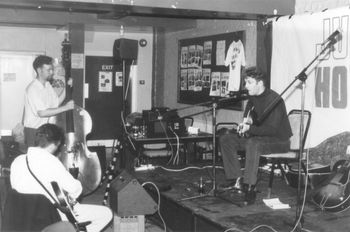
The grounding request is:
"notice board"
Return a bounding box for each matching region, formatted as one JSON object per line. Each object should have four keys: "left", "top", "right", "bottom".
{"left": 178, "top": 31, "right": 245, "bottom": 110}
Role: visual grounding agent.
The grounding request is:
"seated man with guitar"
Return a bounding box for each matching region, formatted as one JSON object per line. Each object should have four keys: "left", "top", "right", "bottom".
{"left": 10, "top": 123, "right": 112, "bottom": 232}
{"left": 219, "top": 67, "right": 292, "bottom": 205}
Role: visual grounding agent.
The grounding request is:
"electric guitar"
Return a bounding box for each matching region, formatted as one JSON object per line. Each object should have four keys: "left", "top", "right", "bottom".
{"left": 312, "top": 160, "right": 350, "bottom": 213}
{"left": 237, "top": 107, "right": 256, "bottom": 137}
{"left": 51, "top": 181, "right": 91, "bottom": 231}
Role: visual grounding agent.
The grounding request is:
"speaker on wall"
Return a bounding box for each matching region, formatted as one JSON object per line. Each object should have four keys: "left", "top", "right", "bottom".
{"left": 109, "top": 170, "right": 157, "bottom": 216}
{"left": 113, "top": 38, "right": 138, "bottom": 62}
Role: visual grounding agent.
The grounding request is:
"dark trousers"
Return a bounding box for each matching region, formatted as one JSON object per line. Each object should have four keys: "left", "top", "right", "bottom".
{"left": 219, "top": 132, "right": 290, "bottom": 185}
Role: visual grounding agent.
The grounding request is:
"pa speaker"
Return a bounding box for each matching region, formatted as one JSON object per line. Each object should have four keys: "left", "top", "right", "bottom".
{"left": 110, "top": 170, "right": 157, "bottom": 216}
{"left": 113, "top": 38, "right": 138, "bottom": 62}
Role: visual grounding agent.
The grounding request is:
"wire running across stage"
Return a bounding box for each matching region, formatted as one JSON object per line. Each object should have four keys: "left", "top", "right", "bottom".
{"left": 163, "top": 90, "right": 249, "bottom": 200}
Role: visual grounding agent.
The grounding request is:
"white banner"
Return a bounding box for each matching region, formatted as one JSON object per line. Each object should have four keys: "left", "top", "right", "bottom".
{"left": 271, "top": 6, "right": 350, "bottom": 148}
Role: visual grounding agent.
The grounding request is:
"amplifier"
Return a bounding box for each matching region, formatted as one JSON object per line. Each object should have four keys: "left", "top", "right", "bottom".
{"left": 142, "top": 109, "right": 186, "bottom": 137}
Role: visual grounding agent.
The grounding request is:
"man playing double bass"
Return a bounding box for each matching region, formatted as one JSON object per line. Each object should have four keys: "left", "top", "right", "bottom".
{"left": 23, "top": 55, "right": 74, "bottom": 148}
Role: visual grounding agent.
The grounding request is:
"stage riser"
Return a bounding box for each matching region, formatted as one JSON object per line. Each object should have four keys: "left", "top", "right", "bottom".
{"left": 147, "top": 190, "right": 225, "bottom": 232}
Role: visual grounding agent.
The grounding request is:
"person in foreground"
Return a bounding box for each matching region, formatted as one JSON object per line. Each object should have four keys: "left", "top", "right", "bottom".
{"left": 10, "top": 123, "right": 113, "bottom": 232}
{"left": 219, "top": 67, "right": 292, "bottom": 205}
{"left": 23, "top": 55, "right": 74, "bottom": 147}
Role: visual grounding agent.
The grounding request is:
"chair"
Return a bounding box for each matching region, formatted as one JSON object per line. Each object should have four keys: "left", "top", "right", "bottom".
{"left": 215, "top": 122, "right": 242, "bottom": 162}
{"left": 261, "top": 109, "right": 312, "bottom": 198}
{"left": 42, "top": 221, "right": 76, "bottom": 232}
{"left": 2, "top": 189, "right": 62, "bottom": 232}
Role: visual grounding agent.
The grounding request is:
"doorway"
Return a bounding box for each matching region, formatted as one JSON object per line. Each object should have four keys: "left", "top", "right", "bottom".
{"left": 0, "top": 52, "right": 38, "bottom": 136}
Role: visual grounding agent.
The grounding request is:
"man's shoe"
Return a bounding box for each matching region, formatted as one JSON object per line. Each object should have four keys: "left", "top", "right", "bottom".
{"left": 243, "top": 185, "right": 257, "bottom": 205}
{"left": 219, "top": 177, "right": 243, "bottom": 192}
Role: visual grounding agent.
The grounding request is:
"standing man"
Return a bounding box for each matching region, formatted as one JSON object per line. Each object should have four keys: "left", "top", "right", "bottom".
{"left": 23, "top": 55, "right": 74, "bottom": 147}
{"left": 219, "top": 67, "right": 292, "bottom": 205}
{"left": 11, "top": 123, "right": 113, "bottom": 232}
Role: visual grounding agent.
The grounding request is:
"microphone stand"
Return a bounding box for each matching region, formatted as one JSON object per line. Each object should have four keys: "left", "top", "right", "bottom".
{"left": 261, "top": 39, "right": 336, "bottom": 231}
{"left": 178, "top": 93, "right": 247, "bottom": 201}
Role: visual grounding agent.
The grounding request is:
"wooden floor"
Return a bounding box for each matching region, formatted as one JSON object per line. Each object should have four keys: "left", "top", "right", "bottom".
{"left": 2, "top": 160, "right": 350, "bottom": 232}
{"left": 129, "top": 162, "right": 350, "bottom": 232}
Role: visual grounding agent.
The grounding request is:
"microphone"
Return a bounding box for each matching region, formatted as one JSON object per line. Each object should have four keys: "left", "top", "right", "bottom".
{"left": 321, "top": 29, "right": 342, "bottom": 46}
{"left": 227, "top": 90, "right": 249, "bottom": 98}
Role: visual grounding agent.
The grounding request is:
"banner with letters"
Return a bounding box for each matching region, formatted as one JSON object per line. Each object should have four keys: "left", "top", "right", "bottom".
{"left": 271, "top": 6, "right": 349, "bottom": 148}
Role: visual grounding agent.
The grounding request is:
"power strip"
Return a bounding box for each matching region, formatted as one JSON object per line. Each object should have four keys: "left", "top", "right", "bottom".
{"left": 135, "top": 164, "right": 156, "bottom": 171}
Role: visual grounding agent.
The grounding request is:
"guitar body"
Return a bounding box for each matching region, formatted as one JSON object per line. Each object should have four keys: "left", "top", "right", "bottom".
{"left": 51, "top": 181, "right": 78, "bottom": 224}
{"left": 312, "top": 160, "right": 350, "bottom": 213}
{"left": 58, "top": 107, "right": 102, "bottom": 196}
{"left": 51, "top": 181, "right": 91, "bottom": 231}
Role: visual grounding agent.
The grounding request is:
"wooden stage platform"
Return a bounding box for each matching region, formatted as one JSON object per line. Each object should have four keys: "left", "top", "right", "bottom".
{"left": 134, "top": 164, "right": 350, "bottom": 232}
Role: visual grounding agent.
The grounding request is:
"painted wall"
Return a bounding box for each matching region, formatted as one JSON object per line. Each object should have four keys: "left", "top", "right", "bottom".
{"left": 157, "top": 20, "right": 257, "bottom": 132}
{"left": 0, "top": 26, "right": 153, "bottom": 140}
{"left": 0, "top": 26, "right": 65, "bottom": 61}
{"left": 0, "top": 26, "right": 65, "bottom": 135}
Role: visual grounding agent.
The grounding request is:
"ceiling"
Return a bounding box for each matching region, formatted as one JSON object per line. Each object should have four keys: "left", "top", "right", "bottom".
{"left": 0, "top": 0, "right": 295, "bottom": 32}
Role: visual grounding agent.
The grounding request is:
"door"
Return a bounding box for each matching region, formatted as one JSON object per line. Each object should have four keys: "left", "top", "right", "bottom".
{"left": 0, "top": 52, "right": 37, "bottom": 136}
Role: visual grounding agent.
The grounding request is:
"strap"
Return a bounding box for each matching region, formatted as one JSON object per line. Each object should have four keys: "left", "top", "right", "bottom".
{"left": 25, "top": 155, "right": 59, "bottom": 205}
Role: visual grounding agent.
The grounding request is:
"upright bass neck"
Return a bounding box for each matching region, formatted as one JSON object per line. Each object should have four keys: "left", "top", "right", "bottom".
{"left": 61, "top": 35, "right": 74, "bottom": 134}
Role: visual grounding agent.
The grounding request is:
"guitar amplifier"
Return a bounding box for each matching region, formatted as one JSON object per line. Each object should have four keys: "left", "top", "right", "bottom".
{"left": 142, "top": 109, "right": 186, "bottom": 137}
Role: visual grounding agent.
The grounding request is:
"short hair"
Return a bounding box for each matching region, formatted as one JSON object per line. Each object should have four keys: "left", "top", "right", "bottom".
{"left": 244, "top": 67, "right": 266, "bottom": 85}
{"left": 33, "top": 55, "right": 53, "bottom": 72}
{"left": 35, "top": 123, "right": 65, "bottom": 156}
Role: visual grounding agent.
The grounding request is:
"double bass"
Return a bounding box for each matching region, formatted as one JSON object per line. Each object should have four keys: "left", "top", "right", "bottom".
{"left": 58, "top": 34, "right": 101, "bottom": 196}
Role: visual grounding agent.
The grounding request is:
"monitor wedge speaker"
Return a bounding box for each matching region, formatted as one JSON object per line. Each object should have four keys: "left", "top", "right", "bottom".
{"left": 110, "top": 170, "right": 157, "bottom": 216}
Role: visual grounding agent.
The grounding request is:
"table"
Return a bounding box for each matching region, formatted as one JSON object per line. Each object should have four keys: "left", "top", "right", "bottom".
{"left": 128, "top": 132, "right": 215, "bottom": 165}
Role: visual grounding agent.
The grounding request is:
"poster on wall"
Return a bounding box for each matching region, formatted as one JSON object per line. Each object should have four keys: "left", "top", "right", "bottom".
{"left": 271, "top": 6, "right": 350, "bottom": 148}
{"left": 202, "top": 68, "right": 211, "bottom": 88}
{"left": 216, "top": 40, "right": 226, "bottom": 65}
{"left": 180, "top": 46, "right": 188, "bottom": 68}
{"left": 188, "top": 69, "right": 195, "bottom": 90}
{"left": 188, "top": 45, "right": 196, "bottom": 67}
{"left": 115, "top": 72, "right": 123, "bottom": 86}
{"left": 194, "top": 69, "right": 203, "bottom": 92}
{"left": 194, "top": 45, "right": 203, "bottom": 68}
{"left": 209, "top": 72, "right": 221, "bottom": 96}
{"left": 98, "top": 71, "right": 112, "bottom": 92}
{"left": 220, "top": 72, "right": 229, "bottom": 96}
{"left": 203, "top": 41, "right": 212, "bottom": 65}
{"left": 180, "top": 69, "right": 188, "bottom": 90}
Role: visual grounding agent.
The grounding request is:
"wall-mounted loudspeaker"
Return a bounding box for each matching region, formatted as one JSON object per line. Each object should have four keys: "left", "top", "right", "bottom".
{"left": 109, "top": 170, "right": 157, "bottom": 216}
{"left": 113, "top": 38, "right": 138, "bottom": 62}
